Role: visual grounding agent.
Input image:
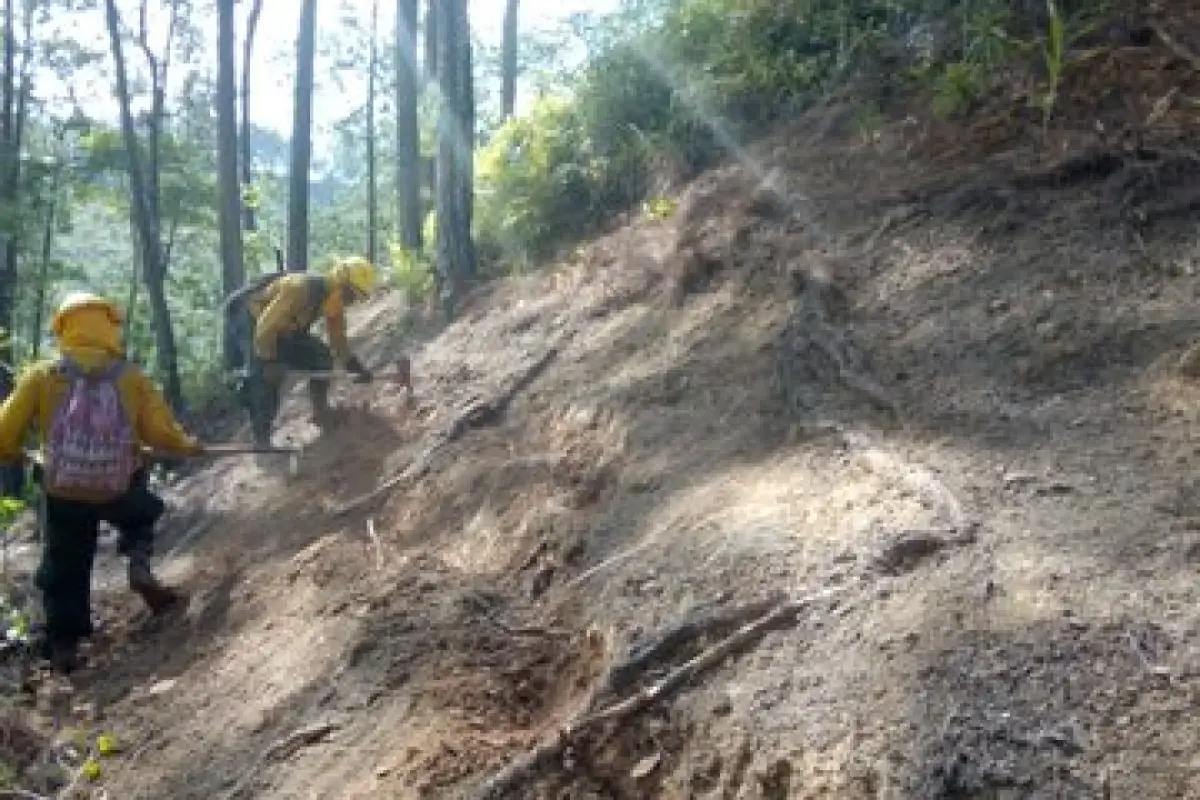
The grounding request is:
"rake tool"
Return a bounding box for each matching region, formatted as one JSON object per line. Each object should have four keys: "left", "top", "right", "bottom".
{"left": 230, "top": 356, "right": 413, "bottom": 396}
{"left": 24, "top": 442, "right": 306, "bottom": 479}
{"left": 141, "top": 443, "right": 305, "bottom": 478}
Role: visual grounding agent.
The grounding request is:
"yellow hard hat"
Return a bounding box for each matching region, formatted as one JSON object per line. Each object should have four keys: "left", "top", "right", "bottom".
{"left": 51, "top": 292, "right": 123, "bottom": 337}
{"left": 331, "top": 256, "right": 377, "bottom": 297}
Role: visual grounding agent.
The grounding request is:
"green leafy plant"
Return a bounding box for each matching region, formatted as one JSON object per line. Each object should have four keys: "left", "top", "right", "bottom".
{"left": 1039, "top": 0, "right": 1066, "bottom": 130}
{"left": 475, "top": 96, "right": 607, "bottom": 265}
{"left": 931, "top": 61, "right": 987, "bottom": 118}
{"left": 641, "top": 195, "right": 677, "bottom": 220}
{"left": 387, "top": 239, "right": 436, "bottom": 304}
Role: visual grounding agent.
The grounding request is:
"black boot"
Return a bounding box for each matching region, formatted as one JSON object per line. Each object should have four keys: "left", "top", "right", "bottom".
{"left": 128, "top": 552, "right": 183, "bottom": 614}
{"left": 36, "top": 635, "right": 82, "bottom": 674}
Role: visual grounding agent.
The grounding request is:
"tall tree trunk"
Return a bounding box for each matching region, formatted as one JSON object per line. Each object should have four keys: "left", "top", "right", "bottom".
{"left": 1, "top": 2, "right": 32, "bottom": 356}
{"left": 30, "top": 171, "right": 58, "bottom": 360}
{"left": 462, "top": 14, "right": 475, "bottom": 235}
{"left": 434, "top": 0, "right": 475, "bottom": 316}
{"left": 104, "top": 0, "right": 183, "bottom": 410}
{"left": 240, "top": 0, "right": 264, "bottom": 231}
{"left": 0, "top": 0, "right": 16, "bottom": 367}
{"left": 366, "top": 0, "right": 379, "bottom": 264}
{"left": 423, "top": 0, "right": 437, "bottom": 83}
{"left": 501, "top": 0, "right": 519, "bottom": 118}
{"left": 217, "top": 0, "right": 245, "bottom": 369}
{"left": 396, "top": 0, "right": 420, "bottom": 251}
{"left": 286, "top": 0, "right": 318, "bottom": 272}
{"left": 124, "top": 205, "right": 139, "bottom": 348}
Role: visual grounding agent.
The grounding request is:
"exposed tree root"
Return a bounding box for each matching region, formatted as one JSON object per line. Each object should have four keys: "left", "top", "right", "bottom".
{"left": 466, "top": 591, "right": 838, "bottom": 800}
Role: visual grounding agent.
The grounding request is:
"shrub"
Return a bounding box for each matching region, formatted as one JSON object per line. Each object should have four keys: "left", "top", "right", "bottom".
{"left": 475, "top": 96, "right": 607, "bottom": 266}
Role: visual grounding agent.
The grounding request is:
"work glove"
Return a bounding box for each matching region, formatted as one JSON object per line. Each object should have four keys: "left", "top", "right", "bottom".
{"left": 346, "top": 354, "right": 373, "bottom": 385}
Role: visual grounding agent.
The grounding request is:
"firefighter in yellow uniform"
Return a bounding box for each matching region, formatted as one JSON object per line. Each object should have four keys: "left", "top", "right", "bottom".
{"left": 224, "top": 258, "right": 377, "bottom": 446}
{"left": 0, "top": 292, "right": 204, "bottom": 671}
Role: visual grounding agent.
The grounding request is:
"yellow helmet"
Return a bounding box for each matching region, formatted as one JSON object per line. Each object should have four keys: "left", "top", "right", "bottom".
{"left": 51, "top": 292, "right": 123, "bottom": 337}
{"left": 331, "top": 256, "right": 377, "bottom": 297}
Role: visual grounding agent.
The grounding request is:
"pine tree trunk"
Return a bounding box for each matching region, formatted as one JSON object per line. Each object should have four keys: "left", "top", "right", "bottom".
{"left": 366, "top": 0, "right": 379, "bottom": 264}
{"left": 240, "top": 0, "right": 264, "bottom": 231}
{"left": 396, "top": 0, "right": 421, "bottom": 251}
{"left": 0, "top": 0, "right": 16, "bottom": 367}
{"left": 434, "top": 0, "right": 476, "bottom": 315}
{"left": 217, "top": 0, "right": 245, "bottom": 368}
{"left": 501, "top": 0, "right": 519, "bottom": 118}
{"left": 286, "top": 0, "right": 318, "bottom": 271}
{"left": 104, "top": 0, "right": 183, "bottom": 410}
{"left": 424, "top": 0, "right": 438, "bottom": 83}
{"left": 30, "top": 171, "right": 57, "bottom": 360}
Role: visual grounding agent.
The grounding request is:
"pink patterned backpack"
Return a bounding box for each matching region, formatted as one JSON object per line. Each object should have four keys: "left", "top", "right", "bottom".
{"left": 44, "top": 358, "right": 137, "bottom": 495}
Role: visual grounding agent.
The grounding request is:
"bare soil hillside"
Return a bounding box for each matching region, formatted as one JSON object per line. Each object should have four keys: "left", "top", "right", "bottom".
{"left": 11, "top": 10, "right": 1200, "bottom": 796}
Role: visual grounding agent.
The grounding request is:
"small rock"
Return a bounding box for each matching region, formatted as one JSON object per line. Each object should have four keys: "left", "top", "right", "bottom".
{"left": 1002, "top": 471, "right": 1038, "bottom": 487}
{"left": 267, "top": 720, "right": 340, "bottom": 760}
{"left": 630, "top": 752, "right": 661, "bottom": 780}
{"left": 873, "top": 531, "right": 949, "bottom": 576}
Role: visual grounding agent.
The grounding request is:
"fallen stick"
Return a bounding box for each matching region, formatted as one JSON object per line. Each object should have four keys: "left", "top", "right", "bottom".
{"left": 467, "top": 591, "right": 827, "bottom": 800}
{"left": 591, "top": 593, "right": 785, "bottom": 708}
{"left": 1151, "top": 21, "right": 1200, "bottom": 73}
{"left": 266, "top": 720, "right": 340, "bottom": 761}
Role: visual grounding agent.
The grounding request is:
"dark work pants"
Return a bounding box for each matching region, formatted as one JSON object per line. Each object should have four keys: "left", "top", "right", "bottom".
{"left": 36, "top": 470, "right": 164, "bottom": 645}
{"left": 228, "top": 305, "right": 335, "bottom": 446}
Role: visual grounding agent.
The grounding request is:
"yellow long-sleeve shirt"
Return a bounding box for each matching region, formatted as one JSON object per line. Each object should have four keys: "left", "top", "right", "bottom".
{"left": 0, "top": 308, "right": 200, "bottom": 502}
{"left": 245, "top": 275, "right": 351, "bottom": 366}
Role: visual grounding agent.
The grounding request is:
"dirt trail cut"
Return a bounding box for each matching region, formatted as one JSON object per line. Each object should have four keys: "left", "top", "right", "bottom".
{"left": 13, "top": 51, "right": 1200, "bottom": 798}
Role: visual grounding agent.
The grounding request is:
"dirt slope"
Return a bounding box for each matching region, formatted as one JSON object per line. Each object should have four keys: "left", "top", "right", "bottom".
{"left": 13, "top": 68, "right": 1200, "bottom": 800}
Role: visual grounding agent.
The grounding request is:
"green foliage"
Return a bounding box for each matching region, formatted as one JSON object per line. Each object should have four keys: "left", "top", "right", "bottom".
{"left": 642, "top": 195, "right": 677, "bottom": 220}
{"left": 929, "top": 61, "right": 988, "bottom": 117}
{"left": 476, "top": 96, "right": 607, "bottom": 266}
{"left": 1040, "top": 0, "right": 1066, "bottom": 128}
{"left": 0, "top": 497, "right": 23, "bottom": 527}
{"left": 387, "top": 239, "right": 436, "bottom": 303}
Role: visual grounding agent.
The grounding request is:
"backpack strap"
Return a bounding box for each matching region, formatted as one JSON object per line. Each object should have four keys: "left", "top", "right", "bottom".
{"left": 221, "top": 271, "right": 286, "bottom": 314}
{"left": 58, "top": 356, "right": 127, "bottom": 382}
{"left": 304, "top": 274, "right": 330, "bottom": 311}
{"left": 57, "top": 356, "right": 82, "bottom": 381}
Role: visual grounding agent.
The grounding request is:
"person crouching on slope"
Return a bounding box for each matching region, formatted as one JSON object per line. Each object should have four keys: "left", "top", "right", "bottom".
{"left": 224, "top": 257, "right": 377, "bottom": 448}
{"left": 0, "top": 292, "right": 205, "bottom": 672}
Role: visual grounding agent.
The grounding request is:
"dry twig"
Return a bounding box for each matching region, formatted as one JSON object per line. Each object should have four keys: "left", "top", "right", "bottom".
{"left": 1151, "top": 22, "right": 1200, "bottom": 73}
